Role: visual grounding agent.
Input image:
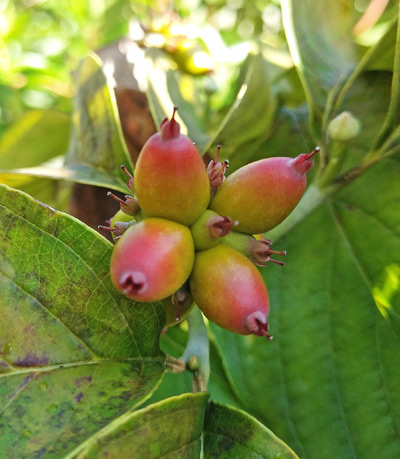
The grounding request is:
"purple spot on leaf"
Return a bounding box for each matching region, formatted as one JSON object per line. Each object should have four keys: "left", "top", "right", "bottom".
{"left": 14, "top": 352, "right": 50, "bottom": 367}
{"left": 75, "top": 392, "right": 84, "bottom": 403}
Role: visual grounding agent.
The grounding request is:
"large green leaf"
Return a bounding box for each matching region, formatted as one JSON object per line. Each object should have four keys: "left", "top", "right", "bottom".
{"left": 0, "top": 184, "right": 165, "bottom": 457}
{"left": 204, "top": 402, "right": 298, "bottom": 458}
{"left": 227, "top": 105, "right": 313, "bottom": 172}
{"left": 144, "top": 48, "right": 211, "bottom": 152}
{"left": 64, "top": 53, "right": 133, "bottom": 174}
{"left": 0, "top": 110, "right": 71, "bottom": 170}
{"left": 0, "top": 54, "right": 133, "bottom": 193}
{"left": 205, "top": 52, "right": 277, "bottom": 166}
{"left": 210, "top": 156, "right": 400, "bottom": 459}
{"left": 281, "top": 0, "right": 357, "bottom": 138}
{"left": 69, "top": 392, "right": 209, "bottom": 458}
{"left": 0, "top": 161, "right": 128, "bottom": 194}
{"left": 66, "top": 394, "right": 297, "bottom": 459}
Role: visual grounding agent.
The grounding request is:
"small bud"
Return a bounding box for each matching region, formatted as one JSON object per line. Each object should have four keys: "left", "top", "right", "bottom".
{"left": 187, "top": 355, "right": 200, "bottom": 371}
{"left": 327, "top": 111, "right": 361, "bottom": 142}
{"left": 207, "top": 145, "right": 229, "bottom": 197}
{"left": 107, "top": 191, "right": 141, "bottom": 216}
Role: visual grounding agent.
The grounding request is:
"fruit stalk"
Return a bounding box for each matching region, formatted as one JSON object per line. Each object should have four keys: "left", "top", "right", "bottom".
{"left": 180, "top": 308, "right": 210, "bottom": 392}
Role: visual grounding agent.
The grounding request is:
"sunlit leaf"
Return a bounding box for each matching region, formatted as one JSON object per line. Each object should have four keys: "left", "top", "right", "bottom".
{"left": 1, "top": 54, "right": 133, "bottom": 192}
{"left": 281, "top": 0, "right": 357, "bottom": 138}
{"left": 145, "top": 48, "right": 210, "bottom": 152}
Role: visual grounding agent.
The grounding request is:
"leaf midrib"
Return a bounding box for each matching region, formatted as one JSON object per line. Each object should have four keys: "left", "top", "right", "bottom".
{"left": 0, "top": 355, "right": 165, "bottom": 379}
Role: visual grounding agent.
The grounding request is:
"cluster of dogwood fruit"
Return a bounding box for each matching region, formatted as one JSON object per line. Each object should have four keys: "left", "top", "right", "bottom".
{"left": 102, "top": 108, "right": 318, "bottom": 339}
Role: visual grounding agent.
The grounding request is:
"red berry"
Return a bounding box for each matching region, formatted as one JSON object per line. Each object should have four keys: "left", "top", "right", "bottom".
{"left": 210, "top": 148, "right": 319, "bottom": 234}
{"left": 190, "top": 244, "right": 272, "bottom": 338}
{"left": 110, "top": 218, "right": 195, "bottom": 302}
{"left": 134, "top": 108, "right": 210, "bottom": 226}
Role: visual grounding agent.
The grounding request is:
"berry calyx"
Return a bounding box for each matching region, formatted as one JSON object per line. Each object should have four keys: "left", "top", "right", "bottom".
{"left": 107, "top": 191, "right": 141, "bottom": 216}
{"left": 223, "top": 231, "right": 286, "bottom": 267}
{"left": 190, "top": 209, "right": 237, "bottom": 251}
{"left": 121, "top": 165, "right": 135, "bottom": 193}
{"left": 291, "top": 147, "right": 319, "bottom": 174}
{"left": 160, "top": 106, "right": 180, "bottom": 140}
{"left": 110, "top": 218, "right": 195, "bottom": 302}
{"left": 207, "top": 145, "right": 229, "bottom": 197}
{"left": 190, "top": 244, "right": 271, "bottom": 337}
{"left": 245, "top": 311, "right": 273, "bottom": 340}
{"left": 210, "top": 148, "right": 319, "bottom": 234}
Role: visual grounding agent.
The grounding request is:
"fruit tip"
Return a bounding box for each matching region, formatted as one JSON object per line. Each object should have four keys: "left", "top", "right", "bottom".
{"left": 120, "top": 271, "right": 147, "bottom": 296}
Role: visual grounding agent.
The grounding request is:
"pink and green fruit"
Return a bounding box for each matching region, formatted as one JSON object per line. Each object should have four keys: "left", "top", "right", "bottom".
{"left": 210, "top": 148, "right": 319, "bottom": 234}
{"left": 134, "top": 108, "right": 210, "bottom": 226}
{"left": 110, "top": 218, "right": 195, "bottom": 302}
{"left": 190, "top": 244, "right": 272, "bottom": 338}
{"left": 190, "top": 209, "right": 235, "bottom": 251}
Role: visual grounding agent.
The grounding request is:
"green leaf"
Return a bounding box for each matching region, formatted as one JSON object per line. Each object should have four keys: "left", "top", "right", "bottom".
{"left": 333, "top": 11, "right": 400, "bottom": 150}
{"left": 145, "top": 48, "right": 210, "bottom": 152}
{"left": 281, "top": 0, "right": 357, "bottom": 138}
{"left": 355, "top": 18, "right": 397, "bottom": 73}
{"left": 64, "top": 53, "right": 133, "bottom": 174}
{"left": 210, "top": 156, "right": 400, "bottom": 458}
{"left": 0, "top": 184, "right": 165, "bottom": 457}
{"left": 227, "top": 105, "right": 313, "bottom": 172}
{"left": 0, "top": 110, "right": 70, "bottom": 170}
{"left": 0, "top": 161, "right": 129, "bottom": 194}
{"left": 205, "top": 52, "right": 276, "bottom": 165}
{"left": 204, "top": 402, "right": 299, "bottom": 458}
{"left": 374, "top": 8, "right": 400, "bottom": 148}
{"left": 145, "top": 325, "right": 245, "bottom": 410}
{"left": 69, "top": 393, "right": 209, "bottom": 458}
{"left": 0, "top": 54, "right": 133, "bottom": 193}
